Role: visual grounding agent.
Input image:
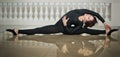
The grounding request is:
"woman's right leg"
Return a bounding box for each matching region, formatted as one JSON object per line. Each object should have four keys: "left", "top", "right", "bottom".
{"left": 7, "top": 25, "right": 63, "bottom": 35}
{"left": 19, "top": 25, "right": 63, "bottom": 35}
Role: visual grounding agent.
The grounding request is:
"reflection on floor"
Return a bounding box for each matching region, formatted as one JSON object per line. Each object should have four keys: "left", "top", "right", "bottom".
{"left": 0, "top": 30, "right": 120, "bottom": 57}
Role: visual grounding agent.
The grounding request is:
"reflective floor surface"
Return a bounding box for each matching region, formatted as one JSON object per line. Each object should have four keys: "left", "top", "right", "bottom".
{"left": 0, "top": 30, "right": 120, "bottom": 57}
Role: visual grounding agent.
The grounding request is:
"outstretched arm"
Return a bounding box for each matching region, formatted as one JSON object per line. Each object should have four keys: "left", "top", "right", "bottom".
{"left": 81, "top": 9, "right": 111, "bottom": 34}
{"left": 80, "top": 9, "right": 105, "bottom": 23}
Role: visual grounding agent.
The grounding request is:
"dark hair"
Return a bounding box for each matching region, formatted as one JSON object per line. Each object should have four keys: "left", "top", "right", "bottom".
{"left": 84, "top": 16, "right": 98, "bottom": 27}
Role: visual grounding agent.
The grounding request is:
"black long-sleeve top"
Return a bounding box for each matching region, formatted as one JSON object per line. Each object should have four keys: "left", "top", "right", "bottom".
{"left": 56, "top": 9, "right": 105, "bottom": 34}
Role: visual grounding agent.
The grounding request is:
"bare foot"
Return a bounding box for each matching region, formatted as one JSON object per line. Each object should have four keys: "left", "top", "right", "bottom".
{"left": 14, "top": 28, "right": 18, "bottom": 36}
{"left": 6, "top": 28, "right": 19, "bottom": 36}
{"left": 14, "top": 28, "right": 19, "bottom": 40}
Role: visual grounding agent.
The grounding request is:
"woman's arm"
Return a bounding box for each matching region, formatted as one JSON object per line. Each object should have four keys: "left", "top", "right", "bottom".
{"left": 80, "top": 9, "right": 105, "bottom": 23}
{"left": 62, "top": 16, "right": 82, "bottom": 34}
{"left": 62, "top": 16, "right": 69, "bottom": 26}
{"left": 81, "top": 9, "right": 111, "bottom": 34}
{"left": 62, "top": 16, "right": 73, "bottom": 33}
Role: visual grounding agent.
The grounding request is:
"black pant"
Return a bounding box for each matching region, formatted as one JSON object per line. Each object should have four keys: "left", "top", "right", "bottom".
{"left": 72, "top": 28, "right": 105, "bottom": 35}
{"left": 19, "top": 25, "right": 64, "bottom": 35}
{"left": 18, "top": 25, "right": 106, "bottom": 35}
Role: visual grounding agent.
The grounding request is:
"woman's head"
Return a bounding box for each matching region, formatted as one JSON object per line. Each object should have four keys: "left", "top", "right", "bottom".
{"left": 84, "top": 14, "right": 94, "bottom": 22}
{"left": 83, "top": 14, "right": 98, "bottom": 27}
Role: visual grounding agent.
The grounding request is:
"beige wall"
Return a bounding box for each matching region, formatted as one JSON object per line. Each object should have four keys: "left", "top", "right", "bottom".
{"left": 0, "top": 0, "right": 120, "bottom": 26}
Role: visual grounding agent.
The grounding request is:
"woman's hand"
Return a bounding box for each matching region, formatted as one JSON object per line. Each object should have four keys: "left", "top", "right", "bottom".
{"left": 62, "top": 16, "right": 69, "bottom": 26}
{"left": 103, "top": 22, "right": 111, "bottom": 34}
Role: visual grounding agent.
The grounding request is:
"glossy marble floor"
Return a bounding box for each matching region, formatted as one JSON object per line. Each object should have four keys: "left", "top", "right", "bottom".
{"left": 0, "top": 30, "right": 120, "bottom": 57}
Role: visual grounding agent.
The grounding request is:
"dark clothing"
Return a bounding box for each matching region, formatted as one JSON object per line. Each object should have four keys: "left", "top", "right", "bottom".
{"left": 56, "top": 9, "right": 105, "bottom": 34}
{"left": 19, "top": 25, "right": 64, "bottom": 35}
{"left": 19, "top": 26, "right": 105, "bottom": 35}
{"left": 19, "top": 9, "right": 106, "bottom": 35}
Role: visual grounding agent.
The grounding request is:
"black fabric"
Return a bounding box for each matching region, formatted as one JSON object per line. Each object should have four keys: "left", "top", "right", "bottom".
{"left": 19, "top": 25, "right": 64, "bottom": 35}
{"left": 6, "top": 29, "right": 17, "bottom": 35}
{"left": 56, "top": 9, "right": 105, "bottom": 33}
{"left": 18, "top": 26, "right": 106, "bottom": 35}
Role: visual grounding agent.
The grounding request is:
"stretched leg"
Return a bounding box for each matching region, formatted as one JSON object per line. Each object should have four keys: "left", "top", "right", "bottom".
{"left": 6, "top": 25, "right": 64, "bottom": 35}
{"left": 74, "top": 28, "right": 118, "bottom": 35}
{"left": 74, "top": 28, "right": 106, "bottom": 35}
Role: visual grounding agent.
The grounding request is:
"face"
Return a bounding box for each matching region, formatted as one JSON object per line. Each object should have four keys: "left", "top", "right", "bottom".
{"left": 84, "top": 14, "right": 94, "bottom": 22}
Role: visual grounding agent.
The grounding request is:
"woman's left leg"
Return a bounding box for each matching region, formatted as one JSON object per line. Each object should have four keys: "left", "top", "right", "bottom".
{"left": 74, "top": 28, "right": 118, "bottom": 35}
{"left": 74, "top": 28, "right": 106, "bottom": 35}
